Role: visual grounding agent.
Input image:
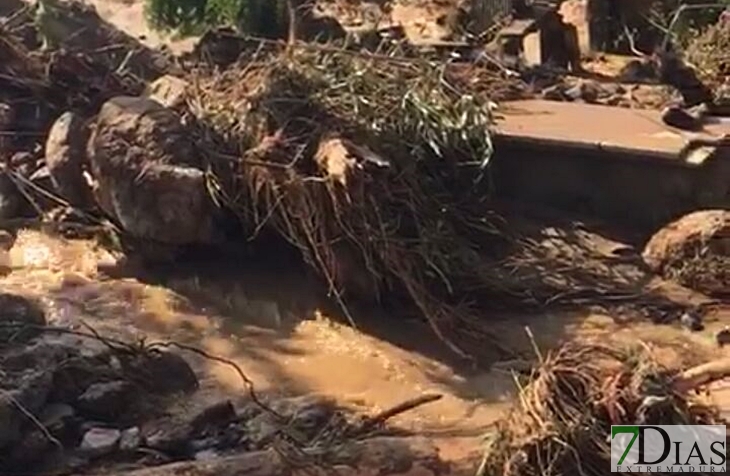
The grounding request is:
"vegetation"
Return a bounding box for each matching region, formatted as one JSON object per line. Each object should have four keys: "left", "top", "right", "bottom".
{"left": 143, "top": 0, "right": 288, "bottom": 37}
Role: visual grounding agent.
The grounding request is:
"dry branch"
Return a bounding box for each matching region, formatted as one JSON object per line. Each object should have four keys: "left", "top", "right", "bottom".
{"left": 674, "top": 357, "right": 730, "bottom": 393}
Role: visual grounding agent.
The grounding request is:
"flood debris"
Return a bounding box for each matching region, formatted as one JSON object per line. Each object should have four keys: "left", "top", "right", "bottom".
{"left": 479, "top": 342, "right": 727, "bottom": 476}
{"left": 0, "top": 0, "right": 715, "bottom": 363}
{"left": 0, "top": 1, "right": 727, "bottom": 473}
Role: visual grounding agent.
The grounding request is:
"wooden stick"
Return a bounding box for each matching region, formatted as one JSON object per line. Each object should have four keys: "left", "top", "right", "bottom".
{"left": 673, "top": 358, "right": 730, "bottom": 393}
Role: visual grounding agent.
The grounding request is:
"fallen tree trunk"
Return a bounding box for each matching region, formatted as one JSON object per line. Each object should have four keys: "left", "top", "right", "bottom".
{"left": 103, "top": 437, "right": 447, "bottom": 476}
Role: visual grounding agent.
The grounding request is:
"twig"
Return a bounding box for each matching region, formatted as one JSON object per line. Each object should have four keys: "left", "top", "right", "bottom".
{"left": 355, "top": 393, "right": 443, "bottom": 435}
{"left": 524, "top": 326, "right": 543, "bottom": 364}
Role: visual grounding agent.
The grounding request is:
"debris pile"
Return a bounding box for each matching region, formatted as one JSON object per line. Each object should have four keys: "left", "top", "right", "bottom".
{"left": 686, "top": 18, "right": 730, "bottom": 90}
{"left": 479, "top": 342, "right": 725, "bottom": 476}
{"left": 182, "top": 45, "right": 512, "bottom": 358}
{"left": 178, "top": 43, "right": 665, "bottom": 359}
{"left": 0, "top": 0, "right": 720, "bottom": 360}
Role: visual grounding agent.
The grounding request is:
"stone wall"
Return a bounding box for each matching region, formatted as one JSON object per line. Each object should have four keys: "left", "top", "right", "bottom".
{"left": 490, "top": 138, "right": 730, "bottom": 231}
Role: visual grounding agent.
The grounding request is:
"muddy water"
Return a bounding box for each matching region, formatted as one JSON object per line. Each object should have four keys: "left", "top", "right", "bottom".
{"left": 4, "top": 228, "right": 730, "bottom": 470}
{"left": 0, "top": 229, "right": 519, "bottom": 468}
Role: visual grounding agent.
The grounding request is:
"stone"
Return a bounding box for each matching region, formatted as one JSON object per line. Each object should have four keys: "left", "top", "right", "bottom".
{"left": 193, "top": 449, "right": 219, "bottom": 460}
{"left": 126, "top": 350, "right": 198, "bottom": 394}
{"left": 564, "top": 80, "right": 599, "bottom": 103}
{"left": 716, "top": 327, "right": 730, "bottom": 347}
{"left": 0, "top": 371, "right": 53, "bottom": 448}
{"left": 2, "top": 427, "right": 61, "bottom": 469}
{"left": 79, "top": 427, "right": 121, "bottom": 457}
{"left": 0, "top": 293, "right": 45, "bottom": 344}
{"left": 147, "top": 75, "right": 189, "bottom": 109}
{"left": 76, "top": 380, "right": 132, "bottom": 421}
{"left": 48, "top": 347, "right": 119, "bottom": 404}
{"left": 44, "top": 111, "right": 94, "bottom": 207}
{"left": 189, "top": 400, "right": 237, "bottom": 435}
{"left": 87, "top": 96, "right": 224, "bottom": 246}
{"left": 40, "top": 403, "right": 78, "bottom": 442}
{"left": 247, "top": 395, "right": 337, "bottom": 448}
{"left": 642, "top": 210, "right": 729, "bottom": 296}
{"left": 679, "top": 311, "right": 703, "bottom": 332}
{"left": 119, "top": 426, "right": 142, "bottom": 452}
{"left": 145, "top": 424, "right": 191, "bottom": 456}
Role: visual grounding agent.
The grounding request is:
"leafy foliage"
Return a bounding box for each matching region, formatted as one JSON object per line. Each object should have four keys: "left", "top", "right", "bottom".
{"left": 144, "top": 0, "right": 287, "bottom": 37}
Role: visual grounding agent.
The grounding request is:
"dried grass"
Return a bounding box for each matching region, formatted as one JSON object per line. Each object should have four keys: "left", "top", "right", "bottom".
{"left": 480, "top": 342, "right": 721, "bottom": 476}
{"left": 180, "top": 42, "right": 535, "bottom": 359}
{"left": 685, "top": 20, "right": 730, "bottom": 90}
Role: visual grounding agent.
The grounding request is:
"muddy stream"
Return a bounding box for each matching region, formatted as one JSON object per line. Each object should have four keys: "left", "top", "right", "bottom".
{"left": 3, "top": 228, "right": 729, "bottom": 475}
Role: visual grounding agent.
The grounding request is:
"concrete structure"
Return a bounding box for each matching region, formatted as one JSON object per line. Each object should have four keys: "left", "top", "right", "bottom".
{"left": 491, "top": 100, "right": 730, "bottom": 230}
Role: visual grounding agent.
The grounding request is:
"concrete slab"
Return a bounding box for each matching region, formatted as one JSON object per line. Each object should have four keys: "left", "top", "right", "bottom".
{"left": 493, "top": 100, "right": 730, "bottom": 166}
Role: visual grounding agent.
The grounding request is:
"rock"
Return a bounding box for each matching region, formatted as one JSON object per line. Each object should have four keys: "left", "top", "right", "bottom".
{"left": 0, "top": 370, "right": 53, "bottom": 448}
{"left": 2, "top": 426, "right": 63, "bottom": 470}
{"left": 145, "top": 423, "right": 191, "bottom": 455}
{"left": 147, "top": 75, "right": 189, "bottom": 109}
{"left": 76, "top": 380, "right": 132, "bottom": 421}
{"left": 660, "top": 105, "right": 703, "bottom": 131}
{"left": 87, "top": 96, "right": 223, "bottom": 246}
{"left": 79, "top": 427, "right": 121, "bottom": 457}
{"left": 193, "top": 449, "right": 220, "bottom": 461}
{"left": 642, "top": 210, "right": 729, "bottom": 296}
{"left": 44, "top": 111, "right": 94, "bottom": 207}
{"left": 189, "top": 401, "right": 237, "bottom": 435}
{"left": 247, "top": 395, "right": 337, "bottom": 448}
{"left": 11, "top": 151, "right": 40, "bottom": 177}
{"left": 564, "top": 80, "right": 599, "bottom": 103}
{"left": 716, "top": 327, "right": 730, "bottom": 347}
{"left": 119, "top": 426, "right": 142, "bottom": 452}
{"left": 144, "top": 402, "right": 236, "bottom": 456}
{"left": 40, "top": 403, "right": 79, "bottom": 443}
{"left": 124, "top": 350, "right": 198, "bottom": 394}
{"left": 0, "top": 293, "right": 46, "bottom": 344}
{"left": 48, "top": 346, "right": 120, "bottom": 404}
{"left": 679, "top": 311, "right": 703, "bottom": 332}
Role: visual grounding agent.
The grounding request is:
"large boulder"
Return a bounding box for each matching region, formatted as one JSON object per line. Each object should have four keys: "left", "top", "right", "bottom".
{"left": 87, "top": 96, "right": 223, "bottom": 246}
{"left": 642, "top": 210, "right": 729, "bottom": 296}
{"left": 44, "top": 111, "right": 94, "bottom": 207}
